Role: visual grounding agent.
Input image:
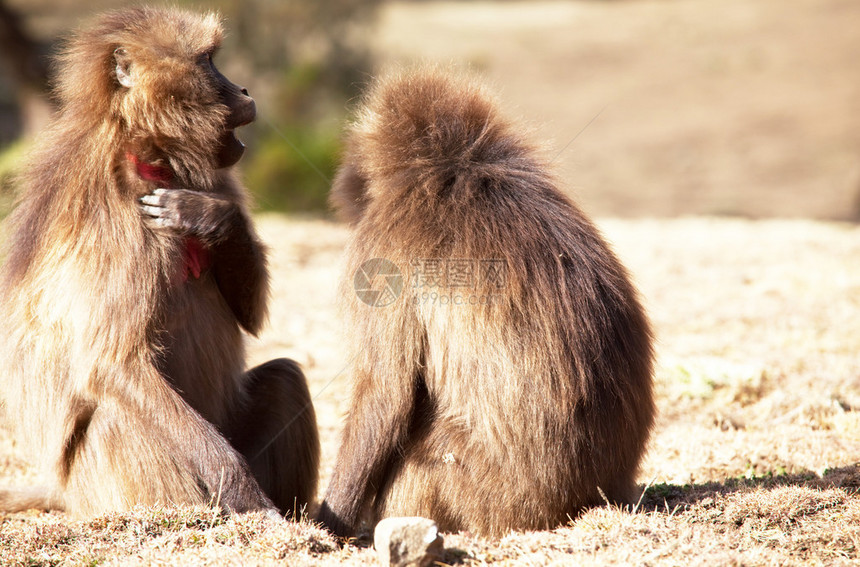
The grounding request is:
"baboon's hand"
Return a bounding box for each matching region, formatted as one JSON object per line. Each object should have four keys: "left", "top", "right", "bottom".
{"left": 139, "top": 188, "right": 237, "bottom": 240}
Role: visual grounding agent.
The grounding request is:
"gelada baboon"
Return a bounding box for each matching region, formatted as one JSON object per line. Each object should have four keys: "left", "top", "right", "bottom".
{"left": 317, "top": 67, "right": 655, "bottom": 537}
{"left": 0, "top": 7, "right": 319, "bottom": 518}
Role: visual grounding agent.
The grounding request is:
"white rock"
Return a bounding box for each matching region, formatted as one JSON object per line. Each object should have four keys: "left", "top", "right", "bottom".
{"left": 374, "top": 516, "right": 444, "bottom": 567}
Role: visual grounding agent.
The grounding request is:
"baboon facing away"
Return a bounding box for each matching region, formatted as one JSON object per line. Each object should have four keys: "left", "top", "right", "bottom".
{"left": 0, "top": 7, "right": 319, "bottom": 518}
{"left": 317, "top": 68, "right": 655, "bottom": 537}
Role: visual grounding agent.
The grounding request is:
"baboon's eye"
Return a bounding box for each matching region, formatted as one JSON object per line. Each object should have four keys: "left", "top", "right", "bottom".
{"left": 198, "top": 51, "right": 215, "bottom": 69}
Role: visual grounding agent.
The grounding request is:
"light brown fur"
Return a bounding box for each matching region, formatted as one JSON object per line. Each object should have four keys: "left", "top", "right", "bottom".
{"left": 318, "top": 67, "right": 655, "bottom": 537}
{"left": 0, "top": 7, "right": 319, "bottom": 518}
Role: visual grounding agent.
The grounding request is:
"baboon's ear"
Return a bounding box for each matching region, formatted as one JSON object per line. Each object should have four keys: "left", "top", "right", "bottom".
{"left": 114, "top": 48, "right": 134, "bottom": 88}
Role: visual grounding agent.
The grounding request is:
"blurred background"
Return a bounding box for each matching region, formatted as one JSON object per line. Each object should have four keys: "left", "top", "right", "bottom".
{"left": 0, "top": 0, "right": 858, "bottom": 219}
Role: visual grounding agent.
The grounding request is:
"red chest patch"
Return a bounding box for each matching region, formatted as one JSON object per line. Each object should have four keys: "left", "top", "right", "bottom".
{"left": 127, "top": 152, "right": 174, "bottom": 186}
{"left": 127, "top": 153, "right": 212, "bottom": 284}
{"left": 182, "top": 236, "right": 212, "bottom": 281}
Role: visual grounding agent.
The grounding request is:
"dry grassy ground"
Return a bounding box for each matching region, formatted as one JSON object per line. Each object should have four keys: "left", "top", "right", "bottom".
{"left": 2, "top": 215, "right": 859, "bottom": 565}
{"left": 2, "top": 0, "right": 860, "bottom": 565}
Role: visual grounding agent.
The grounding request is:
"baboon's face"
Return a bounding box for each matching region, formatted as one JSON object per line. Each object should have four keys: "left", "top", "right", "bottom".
{"left": 205, "top": 52, "right": 256, "bottom": 168}
{"left": 111, "top": 13, "right": 256, "bottom": 168}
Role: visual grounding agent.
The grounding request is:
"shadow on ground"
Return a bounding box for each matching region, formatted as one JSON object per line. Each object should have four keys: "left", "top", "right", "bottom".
{"left": 638, "top": 463, "right": 860, "bottom": 513}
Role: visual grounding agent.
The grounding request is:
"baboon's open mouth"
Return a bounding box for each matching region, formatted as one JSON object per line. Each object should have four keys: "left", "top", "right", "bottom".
{"left": 217, "top": 129, "right": 246, "bottom": 169}
{"left": 217, "top": 100, "right": 256, "bottom": 169}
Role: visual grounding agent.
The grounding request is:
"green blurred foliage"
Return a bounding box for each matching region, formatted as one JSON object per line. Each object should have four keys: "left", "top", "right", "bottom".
{"left": 246, "top": 121, "right": 340, "bottom": 212}
{"left": 206, "top": 0, "right": 380, "bottom": 214}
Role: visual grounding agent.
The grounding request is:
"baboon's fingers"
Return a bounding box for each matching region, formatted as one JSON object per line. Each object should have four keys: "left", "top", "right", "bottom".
{"left": 138, "top": 203, "right": 176, "bottom": 230}
{"left": 139, "top": 188, "right": 168, "bottom": 207}
{"left": 139, "top": 188, "right": 243, "bottom": 244}
{"left": 139, "top": 189, "right": 184, "bottom": 230}
{"left": 139, "top": 190, "right": 167, "bottom": 221}
{"left": 139, "top": 204, "right": 164, "bottom": 218}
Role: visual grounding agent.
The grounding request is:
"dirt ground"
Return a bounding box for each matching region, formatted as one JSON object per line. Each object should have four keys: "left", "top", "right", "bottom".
{"left": 2, "top": 0, "right": 860, "bottom": 565}
{"left": 369, "top": 0, "right": 860, "bottom": 220}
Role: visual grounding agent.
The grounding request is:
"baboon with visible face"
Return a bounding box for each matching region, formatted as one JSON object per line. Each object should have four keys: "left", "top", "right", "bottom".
{"left": 317, "top": 68, "right": 655, "bottom": 537}
{"left": 0, "top": 7, "right": 319, "bottom": 518}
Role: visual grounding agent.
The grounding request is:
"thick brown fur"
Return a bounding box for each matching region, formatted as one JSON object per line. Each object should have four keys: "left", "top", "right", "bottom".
{"left": 317, "top": 67, "right": 655, "bottom": 537}
{"left": 0, "top": 7, "right": 319, "bottom": 518}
